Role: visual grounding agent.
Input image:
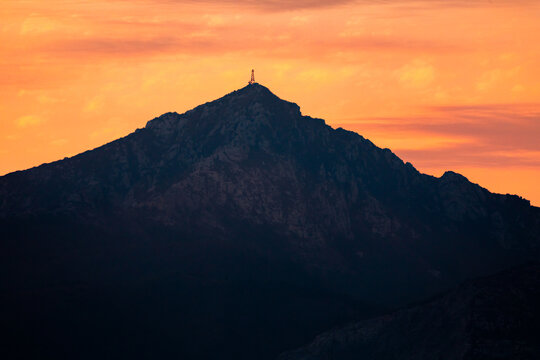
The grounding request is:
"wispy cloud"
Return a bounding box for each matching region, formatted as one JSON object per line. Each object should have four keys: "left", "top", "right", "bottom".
{"left": 337, "top": 104, "right": 540, "bottom": 168}
{"left": 129, "top": 0, "right": 539, "bottom": 12}
{"left": 125, "top": 0, "right": 355, "bottom": 11}
{"left": 16, "top": 115, "right": 45, "bottom": 127}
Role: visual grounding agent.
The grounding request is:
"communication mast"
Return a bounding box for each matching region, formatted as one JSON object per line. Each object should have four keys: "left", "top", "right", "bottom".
{"left": 248, "top": 69, "right": 255, "bottom": 85}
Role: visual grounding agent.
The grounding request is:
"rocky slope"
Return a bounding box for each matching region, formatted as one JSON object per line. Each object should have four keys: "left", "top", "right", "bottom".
{"left": 279, "top": 262, "right": 540, "bottom": 360}
{"left": 1, "top": 84, "right": 539, "bottom": 359}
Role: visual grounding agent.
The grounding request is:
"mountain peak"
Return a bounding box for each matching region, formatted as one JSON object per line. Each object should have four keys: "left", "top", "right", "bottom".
{"left": 214, "top": 82, "right": 289, "bottom": 107}
{"left": 237, "top": 82, "right": 273, "bottom": 94}
{"left": 145, "top": 84, "right": 302, "bottom": 133}
{"left": 212, "top": 82, "right": 297, "bottom": 110}
{"left": 2, "top": 78, "right": 540, "bottom": 360}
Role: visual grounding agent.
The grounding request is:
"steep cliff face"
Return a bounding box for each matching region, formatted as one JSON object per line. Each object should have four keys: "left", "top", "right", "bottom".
{"left": 278, "top": 263, "right": 540, "bottom": 360}
{"left": 1, "top": 84, "right": 539, "bottom": 359}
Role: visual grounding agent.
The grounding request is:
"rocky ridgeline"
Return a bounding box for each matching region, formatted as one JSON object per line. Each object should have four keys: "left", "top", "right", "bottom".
{"left": 1, "top": 84, "right": 539, "bottom": 360}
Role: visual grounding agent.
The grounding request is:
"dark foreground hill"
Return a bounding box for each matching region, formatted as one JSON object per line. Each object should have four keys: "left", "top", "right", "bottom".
{"left": 1, "top": 84, "right": 539, "bottom": 359}
{"left": 279, "top": 262, "right": 540, "bottom": 360}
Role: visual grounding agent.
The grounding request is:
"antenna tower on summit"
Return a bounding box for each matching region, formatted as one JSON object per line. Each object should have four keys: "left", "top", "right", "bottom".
{"left": 249, "top": 69, "right": 255, "bottom": 85}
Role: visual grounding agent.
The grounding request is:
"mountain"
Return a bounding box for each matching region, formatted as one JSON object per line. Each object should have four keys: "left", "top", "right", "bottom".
{"left": 1, "top": 84, "right": 539, "bottom": 359}
{"left": 278, "top": 262, "right": 540, "bottom": 360}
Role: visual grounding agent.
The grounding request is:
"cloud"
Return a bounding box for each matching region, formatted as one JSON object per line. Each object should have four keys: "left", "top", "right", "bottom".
{"left": 37, "top": 94, "right": 65, "bottom": 104}
{"left": 16, "top": 115, "right": 45, "bottom": 127}
{"left": 128, "top": 0, "right": 355, "bottom": 11}
{"left": 37, "top": 31, "right": 463, "bottom": 62}
{"left": 20, "top": 14, "right": 60, "bottom": 35}
{"left": 50, "top": 138, "right": 68, "bottom": 146}
{"left": 128, "top": 0, "right": 539, "bottom": 12}
{"left": 83, "top": 95, "right": 105, "bottom": 113}
{"left": 397, "top": 60, "right": 435, "bottom": 88}
{"left": 327, "top": 36, "right": 464, "bottom": 54}
{"left": 397, "top": 146, "right": 540, "bottom": 168}
{"left": 45, "top": 37, "right": 191, "bottom": 56}
{"left": 336, "top": 103, "right": 540, "bottom": 168}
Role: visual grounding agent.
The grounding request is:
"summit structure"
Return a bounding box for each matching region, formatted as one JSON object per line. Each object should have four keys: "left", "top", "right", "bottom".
{"left": 248, "top": 69, "right": 255, "bottom": 85}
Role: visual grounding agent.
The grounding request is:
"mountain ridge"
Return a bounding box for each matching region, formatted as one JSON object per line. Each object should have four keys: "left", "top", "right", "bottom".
{"left": 278, "top": 261, "right": 540, "bottom": 360}
{"left": 3, "top": 84, "right": 533, "bottom": 208}
{"left": 1, "top": 84, "right": 539, "bottom": 359}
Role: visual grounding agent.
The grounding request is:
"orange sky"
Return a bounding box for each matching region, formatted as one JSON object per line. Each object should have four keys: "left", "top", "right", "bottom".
{"left": 1, "top": 0, "right": 540, "bottom": 205}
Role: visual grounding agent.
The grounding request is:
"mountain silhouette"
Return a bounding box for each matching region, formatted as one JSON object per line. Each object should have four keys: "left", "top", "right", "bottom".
{"left": 1, "top": 84, "right": 539, "bottom": 359}
{"left": 279, "top": 262, "right": 540, "bottom": 360}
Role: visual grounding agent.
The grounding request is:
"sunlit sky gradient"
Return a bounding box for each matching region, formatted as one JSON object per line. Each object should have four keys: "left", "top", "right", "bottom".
{"left": 1, "top": 0, "right": 540, "bottom": 205}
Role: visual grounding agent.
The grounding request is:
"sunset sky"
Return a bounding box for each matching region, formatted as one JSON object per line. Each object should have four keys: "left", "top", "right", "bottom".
{"left": 1, "top": 0, "right": 539, "bottom": 204}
